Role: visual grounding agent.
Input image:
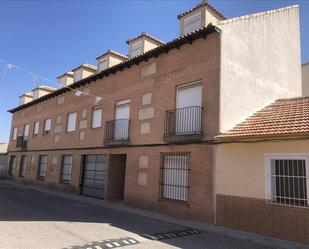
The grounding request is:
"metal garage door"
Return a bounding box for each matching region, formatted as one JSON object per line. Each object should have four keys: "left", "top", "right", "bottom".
{"left": 81, "top": 155, "right": 108, "bottom": 199}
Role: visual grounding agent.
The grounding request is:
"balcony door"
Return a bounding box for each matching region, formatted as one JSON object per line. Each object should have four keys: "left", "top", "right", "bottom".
{"left": 176, "top": 83, "right": 202, "bottom": 134}
{"left": 114, "top": 100, "right": 130, "bottom": 140}
{"left": 23, "top": 124, "right": 30, "bottom": 141}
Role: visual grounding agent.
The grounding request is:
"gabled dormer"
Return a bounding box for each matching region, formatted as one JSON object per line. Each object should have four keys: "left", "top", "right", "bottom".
{"left": 127, "top": 32, "right": 164, "bottom": 58}
{"left": 72, "top": 64, "right": 97, "bottom": 82}
{"left": 57, "top": 71, "right": 74, "bottom": 88}
{"left": 178, "top": 0, "right": 225, "bottom": 36}
{"left": 19, "top": 92, "right": 33, "bottom": 105}
{"left": 32, "top": 86, "right": 56, "bottom": 100}
{"left": 96, "top": 50, "right": 128, "bottom": 72}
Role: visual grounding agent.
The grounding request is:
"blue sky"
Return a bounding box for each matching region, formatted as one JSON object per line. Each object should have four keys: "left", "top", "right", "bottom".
{"left": 0, "top": 0, "right": 308, "bottom": 142}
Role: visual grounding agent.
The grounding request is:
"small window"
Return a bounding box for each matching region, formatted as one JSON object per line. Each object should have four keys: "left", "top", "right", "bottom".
{"left": 33, "top": 121, "right": 39, "bottom": 136}
{"left": 44, "top": 119, "right": 51, "bottom": 135}
{"left": 19, "top": 155, "right": 26, "bottom": 177}
{"left": 183, "top": 12, "right": 202, "bottom": 35}
{"left": 23, "top": 124, "right": 30, "bottom": 141}
{"left": 8, "top": 156, "right": 16, "bottom": 176}
{"left": 130, "top": 40, "right": 142, "bottom": 57}
{"left": 92, "top": 108, "right": 102, "bottom": 128}
{"left": 67, "top": 112, "right": 77, "bottom": 132}
{"left": 98, "top": 58, "right": 108, "bottom": 72}
{"left": 61, "top": 155, "right": 73, "bottom": 183}
{"left": 38, "top": 155, "right": 48, "bottom": 179}
{"left": 266, "top": 154, "right": 309, "bottom": 208}
{"left": 74, "top": 69, "right": 82, "bottom": 82}
{"left": 12, "top": 127, "right": 18, "bottom": 141}
{"left": 160, "top": 152, "right": 190, "bottom": 202}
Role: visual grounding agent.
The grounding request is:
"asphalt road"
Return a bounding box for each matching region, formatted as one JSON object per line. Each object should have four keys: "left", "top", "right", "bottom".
{"left": 0, "top": 181, "right": 277, "bottom": 249}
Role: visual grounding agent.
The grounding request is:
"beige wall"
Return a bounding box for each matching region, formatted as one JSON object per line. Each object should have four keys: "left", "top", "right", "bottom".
{"left": 109, "top": 56, "right": 124, "bottom": 67}
{"left": 218, "top": 6, "right": 302, "bottom": 132}
{"left": 215, "top": 139, "right": 309, "bottom": 199}
{"left": 302, "top": 63, "right": 309, "bottom": 96}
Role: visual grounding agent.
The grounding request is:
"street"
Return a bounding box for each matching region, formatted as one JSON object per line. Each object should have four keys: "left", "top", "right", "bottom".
{"left": 0, "top": 181, "right": 277, "bottom": 249}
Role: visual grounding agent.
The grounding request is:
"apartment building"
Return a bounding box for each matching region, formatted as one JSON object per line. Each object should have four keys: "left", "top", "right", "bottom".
{"left": 7, "top": 0, "right": 302, "bottom": 229}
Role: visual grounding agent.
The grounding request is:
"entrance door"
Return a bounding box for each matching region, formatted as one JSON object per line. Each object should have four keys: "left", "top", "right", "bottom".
{"left": 81, "top": 155, "right": 108, "bottom": 199}
{"left": 114, "top": 100, "right": 130, "bottom": 140}
{"left": 176, "top": 83, "right": 202, "bottom": 134}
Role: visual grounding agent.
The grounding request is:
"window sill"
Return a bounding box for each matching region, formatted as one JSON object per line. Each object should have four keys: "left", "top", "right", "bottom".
{"left": 159, "top": 198, "right": 189, "bottom": 207}
{"left": 267, "top": 200, "right": 309, "bottom": 209}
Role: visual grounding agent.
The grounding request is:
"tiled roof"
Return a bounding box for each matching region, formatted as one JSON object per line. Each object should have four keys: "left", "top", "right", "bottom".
{"left": 217, "top": 97, "right": 309, "bottom": 140}
{"left": 32, "top": 85, "right": 57, "bottom": 92}
{"left": 177, "top": 0, "right": 226, "bottom": 20}
{"left": 8, "top": 25, "right": 220, "bottom": 113}
{"left": 72, "top": 63, "right": 97, "bottom": 72}
{"left": 126, "top": 32, "right": 165, "bottom": 45}
{"left": 96, "top": 50, "right": 128, "bottom": 60}
{"left": 19, "top": 92, "right": 33, "bottom": 98}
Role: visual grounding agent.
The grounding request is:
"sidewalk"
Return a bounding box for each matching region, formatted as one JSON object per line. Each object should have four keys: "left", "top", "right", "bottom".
{"left": 3, "top": 180, "right": 308, "bottom": 249}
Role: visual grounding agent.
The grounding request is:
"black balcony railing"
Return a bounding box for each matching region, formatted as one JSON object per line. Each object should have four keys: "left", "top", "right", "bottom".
{"left": 104, "top": 119, "right": 130, "bottom": 146}
{"left": 164, "top": 106, "right": 203, "bottom": 143}
{"left": 16, "top": 136, "right": 28, "bottom": 149}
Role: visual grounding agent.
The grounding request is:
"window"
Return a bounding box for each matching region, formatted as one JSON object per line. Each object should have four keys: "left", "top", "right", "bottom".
{"left": 12, "top": 127, "right": 17, "bottom": 141}
{"left": 183, "top": 12, "right": 202, "bottom": 35}
{"left": 44, "top": 119, "right": 51, "bottom": 135}
{"left": 130, "top": 40, "right": 142, "bottom": 57}
{"left": 23, "top": 124, "right": 29, "bottom": 141}
{"left": 67, "top": 112, "right": 77, "bottom": 132}
{"left": 19, "top": 155, "right": 26, "bottom": 177}
{"left": 160, "top": 152, "right": 189, "bottom": 202}
{"left": 266, "top": 154, "right": 309, "bottom": 208}
{"left": 61, "top": 155, "right": 73, "bottom": 183}
{"left": 92, "top": 108, "right": 102, "bottom": 128}
{"left": 33, "top": 121, "right": 39, "bottom": 136}
{"left": 98, "top": 58, "right": 108, "bottom": 72}
{"left": 38, "top": 155, "right": 48, "bottom": 179}
{"left": 74, "top": 69, "right": 82, "bottom": 82}
{"left": 8, "top": 156, "right": 16, "bottom": 176}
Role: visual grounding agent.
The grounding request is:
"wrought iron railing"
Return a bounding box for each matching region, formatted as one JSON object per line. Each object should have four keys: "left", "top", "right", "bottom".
{"left": 164, "top": 106, "right": 203, "bottom": 141}
{"left": 104, "top": 119, "right": 130, "bottom": 145}
{"left": 16, "top": 136, "right": 28, "bottom": 149}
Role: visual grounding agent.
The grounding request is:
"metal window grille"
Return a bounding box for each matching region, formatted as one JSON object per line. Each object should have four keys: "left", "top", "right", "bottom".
{"left": 19, "top": 155, "right": 26, "bottom": 177}
{"left": 160, "top": 152, "right": 190, "bottom": 202}
{"left": 38, "top": 155, "right": 48, "bottom": 179}
{"left": 269, "top": 159, "right": 308, "bottom": 208}
{"left": 8, "top": 156, "right": 16, "bottom": 176}
{"left": 104, "top": 119, "right": 130, "bottom": 142}
{"left": 61, "top": 155, "right": 72, "bottom": 183}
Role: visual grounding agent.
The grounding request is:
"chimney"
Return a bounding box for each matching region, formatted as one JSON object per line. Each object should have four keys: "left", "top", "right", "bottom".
{"left": 126, "top": 32, "right": 164, "bottom": 58}
{"left": 72, "top": 64, "right": 97, "bottom": 82}
{"left": 32, "top": 86, "right": 56, "bottom": 100}
{"left": 96, "top": 50, "right": 128, "bottom": 72}
{"left": 177, "top": 0, "right": 225, "bottom": 36}
{"left": 57, "top": 71, "right": 74, "bottom": 88}
{"left": 19, "top": 92, "right": 33, "bottom": 105}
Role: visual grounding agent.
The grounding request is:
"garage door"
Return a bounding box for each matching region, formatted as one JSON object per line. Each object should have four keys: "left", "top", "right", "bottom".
{"left": 81, "top": 155, "right": 108, "bottom": 199}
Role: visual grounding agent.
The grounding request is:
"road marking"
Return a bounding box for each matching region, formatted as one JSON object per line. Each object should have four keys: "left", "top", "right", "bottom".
{"left": 94, "top": 246, "right": 102, "bottom": 249}
{"left": 106, "top": 243, "right": 113, "bottom": 248}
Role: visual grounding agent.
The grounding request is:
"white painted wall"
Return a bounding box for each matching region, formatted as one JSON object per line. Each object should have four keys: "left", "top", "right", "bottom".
{"left": 218, "top": 6, "right": 302, "bottom": 132}
{"left": 302, "top": 63, "right": 309, "bottom": 96}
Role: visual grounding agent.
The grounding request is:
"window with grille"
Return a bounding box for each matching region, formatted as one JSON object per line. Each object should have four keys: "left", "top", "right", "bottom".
{"left": 266, "top": 154, "right": 309, "bottom": 208}
{"left": 8, "top": 156, "right": 16, "bottom": 176}
{"left": 61, "top": 155, "right": 73, "bottom": 183}
{"left": 183, "top": 12, "right": 202, "bottom": 35}
{"left": 160, "top": 152, "right": 190, "bottom": 202}
{"left": 19, "top": 155, "right": 26, "bottom": 177}
{"left": 44, "top": 119, "right": 51, "bottom": 135}
{"left": 38, "top": 155, "right": 48, "bottom": 179}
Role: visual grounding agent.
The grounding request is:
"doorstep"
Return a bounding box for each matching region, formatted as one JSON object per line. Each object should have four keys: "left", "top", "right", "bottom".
{"left": 2, "top": 179, "right": 309, "bottom": 249}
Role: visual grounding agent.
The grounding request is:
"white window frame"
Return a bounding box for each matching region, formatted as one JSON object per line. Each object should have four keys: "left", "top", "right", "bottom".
{"left": 67, "top": 112, "right": 77, "bottom": 132}
{"left": 183, "top": 11, "right": 202, "bottom": 35}
{"left": 33, "top": 121, "right": 39, "bottom": 136}
{"left": 12, "top": 127, "right": 18, "bottom": 141}
{"left": 44, "top": 119, "right": 51, "bottom": 135}
{"left": 92, "top": 108, "right": 102, "bottom": 129}
{"left": 74, "top": 69, "right": 82, "bottom": 82}
{"left": 23, "top": 124, "right": 30, "bottom": 141}
{"left": 98, "top": 58, "right": 108, "bottom": 72}
{"left": 265, "top": 153, "right": 309, "bottom": 208}
{"left": 130, "top": 40, "right": 142, "bottom": 58}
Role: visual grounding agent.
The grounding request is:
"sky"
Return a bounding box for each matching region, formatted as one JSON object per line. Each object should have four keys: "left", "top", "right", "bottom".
{"left": 0, "top": 0, "right": 308, "bottom": 142}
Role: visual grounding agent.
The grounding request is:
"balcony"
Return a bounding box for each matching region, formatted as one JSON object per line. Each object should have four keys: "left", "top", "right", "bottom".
{"left": 16, "top": 136, "right": 28, "bottom": 150}
{"left": 164, "top": 106, "right": 203, "bottom": 143}
{"left": 104, "top": 119, "right": 130, "bottom": 146}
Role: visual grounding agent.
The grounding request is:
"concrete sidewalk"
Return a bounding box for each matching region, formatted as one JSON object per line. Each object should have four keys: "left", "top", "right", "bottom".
{"left": 3, "top": 180, "right": 308, "bottom": 249}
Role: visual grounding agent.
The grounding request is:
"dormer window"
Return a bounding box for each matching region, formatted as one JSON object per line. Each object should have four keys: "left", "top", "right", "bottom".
{"left": 57, "top": 72, "right": 74, "bottom": 88}
{"left": 72, "top": 64, "right": 97, "bottom": 82}
{"left": 130, "top": 40, "right": 142, "bottom": 58}
{"left": 98, "top": 58, "right": 108, "bottom": 71}
{"left": 183, "top": 12, "right": 202, "bottom": 35}
{"left": 96, "top": 50, "right": 128, "bottom": 72}
{"left": 74, "top": 68, "right": 82, "bottom": 82}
